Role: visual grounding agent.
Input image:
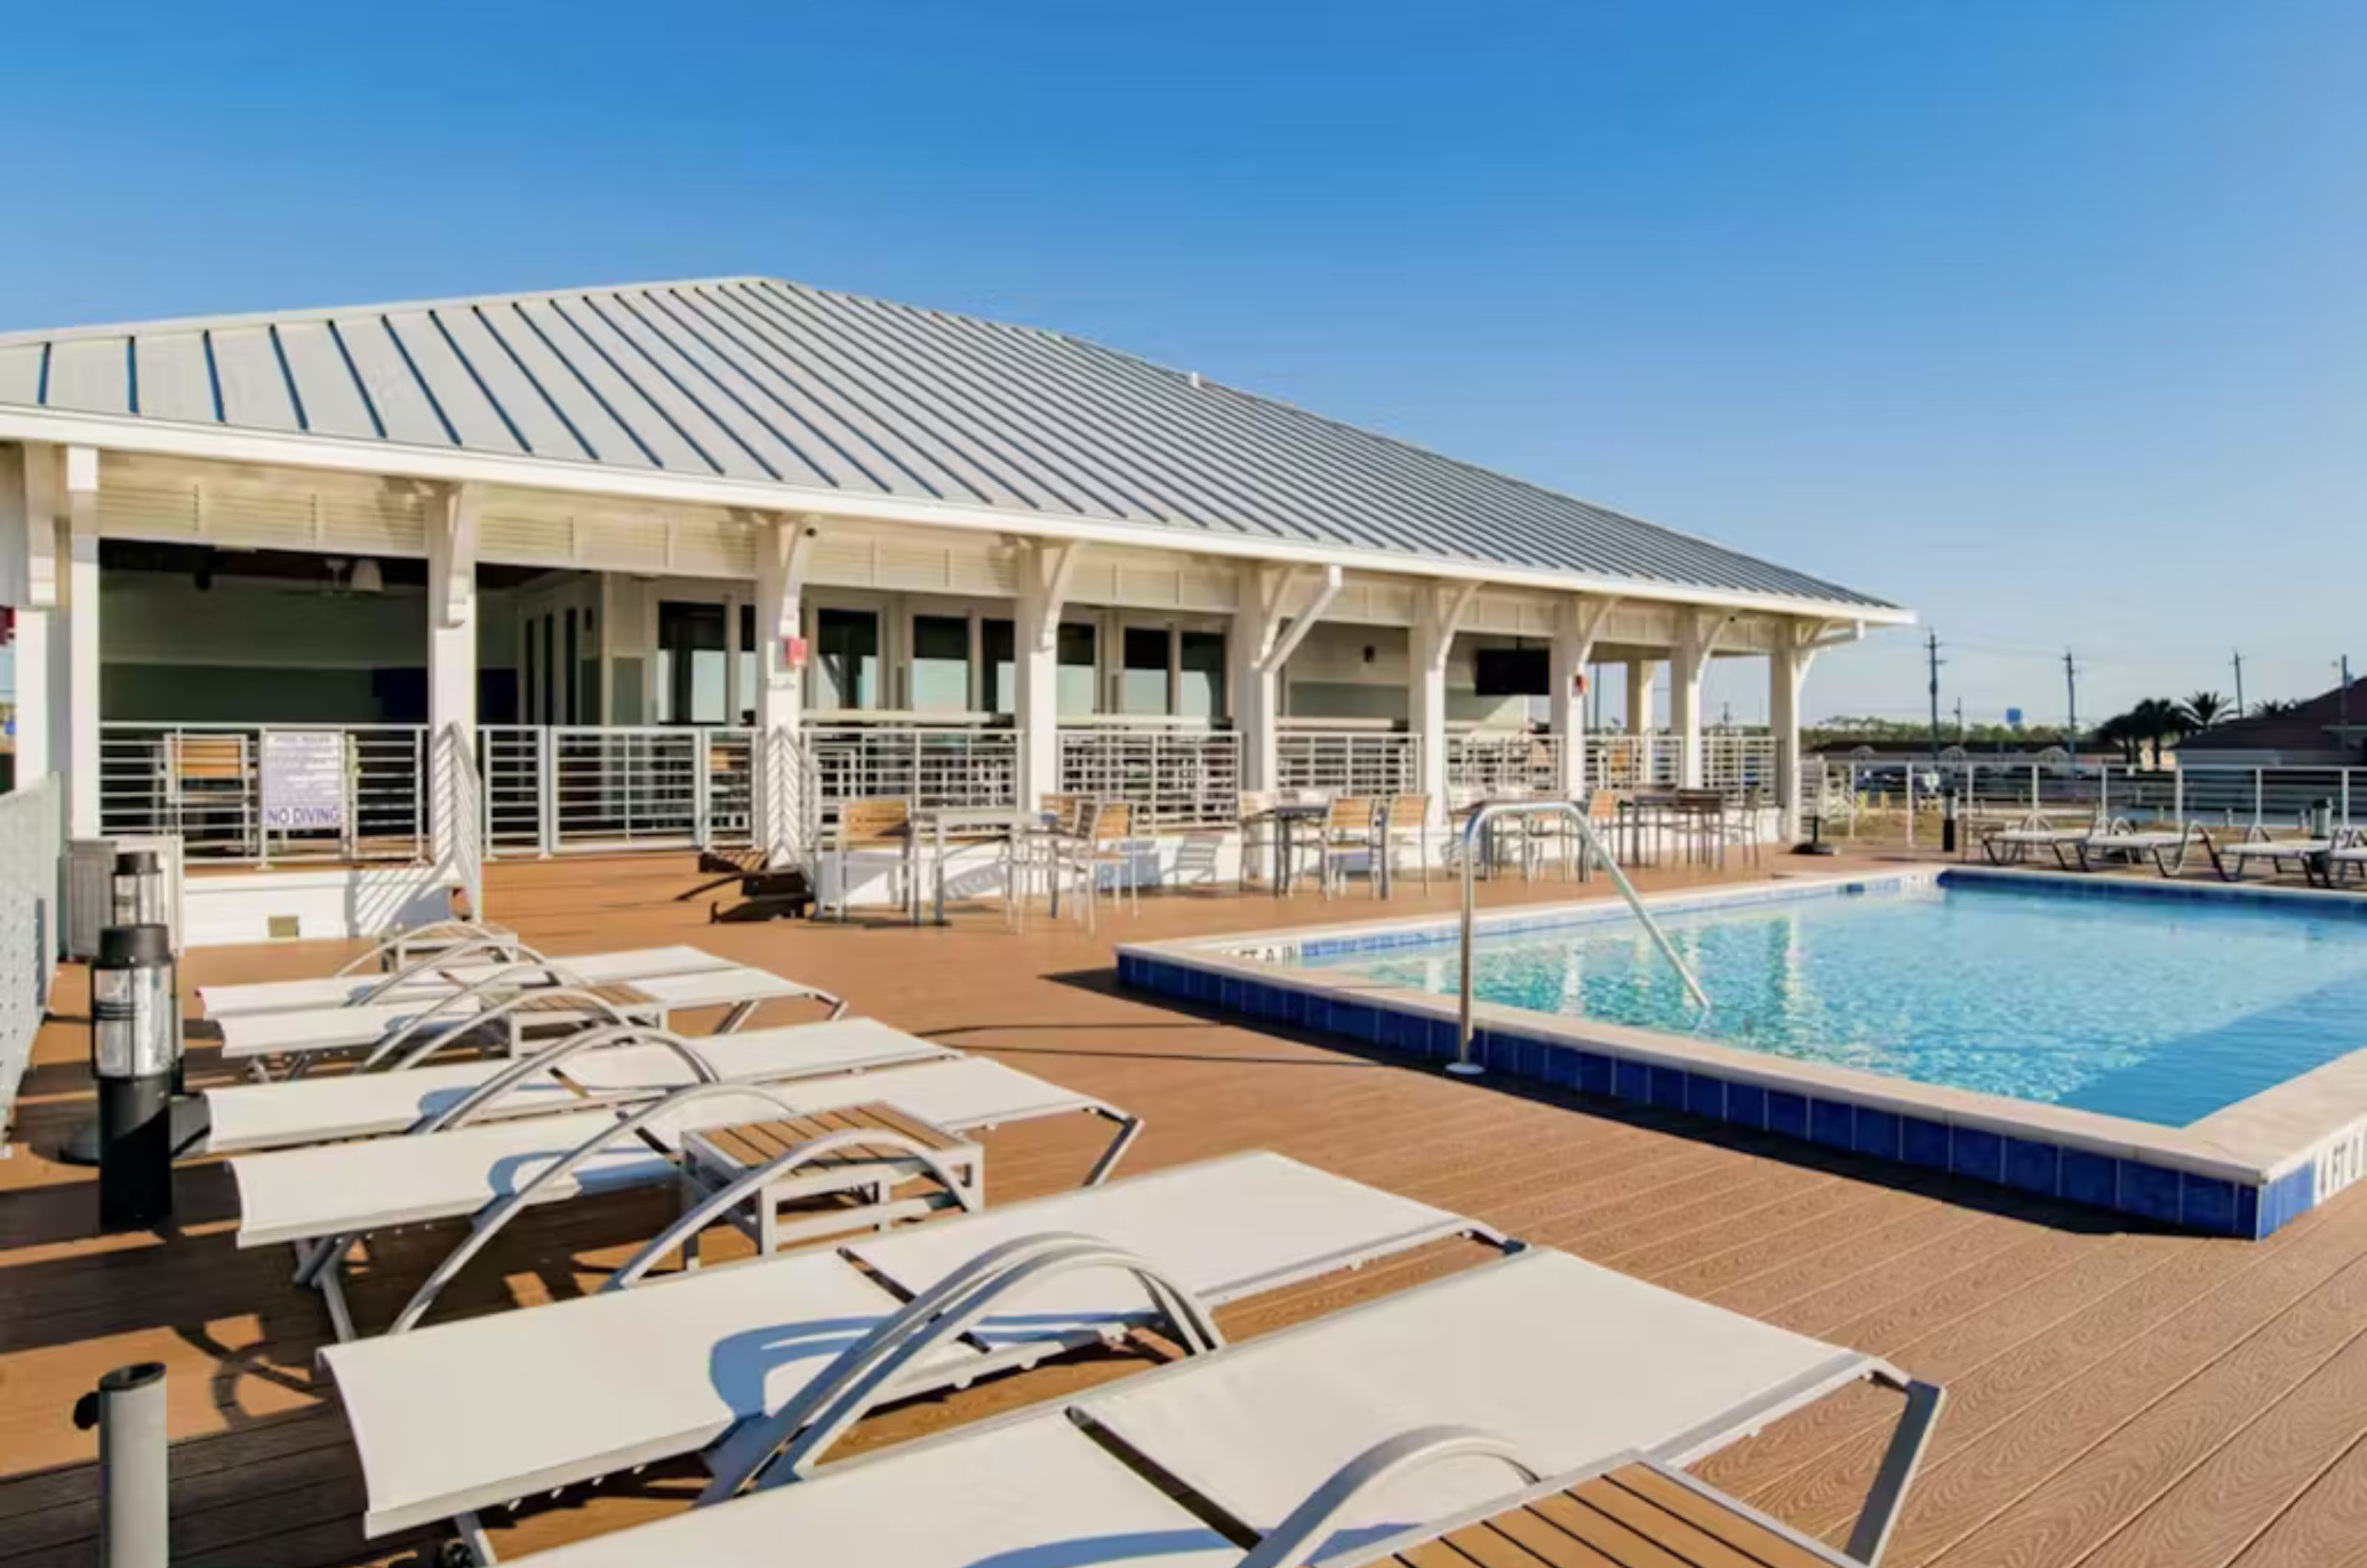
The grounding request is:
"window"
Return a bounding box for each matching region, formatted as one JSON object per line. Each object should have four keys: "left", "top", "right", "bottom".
{"left": 539, "top": 615, "right": 556, "bottom": 724}
{"left": 1178, "top": 630, "right": 1226, "bottom": 719}
{"left": 982, "top": 618, "right": 1016, "bottom": 714}
{"left": 1121, "top": 626, "right": 1171, "bottom": 715}
{"left": 738, "top": 604, "right": 760, "bottom": 723}
{"left": 814, "top": 607, "right": 879, "bottom": 710}
{"left": 576, "top": 608, "right": 601, "bottom": 725}
{"left": 563, "top": 609, "right": 580, "bottom": 723}
{"left": 656, "top": 601, "right": 727, "bottom": 725}
{"left": 911, "top": 614, "right": 972, "bottom": 712}
{"left": 1058, "top": 623, "right": 1097, "bottom": 715}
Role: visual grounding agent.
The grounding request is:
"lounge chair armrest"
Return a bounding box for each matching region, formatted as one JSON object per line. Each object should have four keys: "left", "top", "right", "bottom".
{"left": 1237, "top": 1425, "right": 1543, "bottom": 1568}
{"left": 1844, "top": 1378, "right": 1945, "bottom": 1566}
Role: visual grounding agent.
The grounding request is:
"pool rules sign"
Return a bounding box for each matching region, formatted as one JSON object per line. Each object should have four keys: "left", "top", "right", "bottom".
{"left": 260, "top": 731, "right": 348, "bottom": 832}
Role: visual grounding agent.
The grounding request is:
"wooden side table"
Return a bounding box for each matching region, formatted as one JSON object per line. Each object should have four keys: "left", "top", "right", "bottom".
{"left": 679, "top": 1101, "right": 983, "bottom": 1256}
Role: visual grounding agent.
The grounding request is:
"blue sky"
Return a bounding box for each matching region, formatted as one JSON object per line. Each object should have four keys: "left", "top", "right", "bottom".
{"left": 4, "top": 0, "right": 2361, "bottom": 726}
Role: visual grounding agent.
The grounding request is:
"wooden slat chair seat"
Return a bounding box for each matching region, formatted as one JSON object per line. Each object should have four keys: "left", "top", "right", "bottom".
{"left": 1363, "top": 1460, "right": 1846, "bottom": 1568}
{"left": 1317, "top": 796, "right": 1383, "bottom": 898}
{"left": 824, "top": 798, "right": 913, "bottom": 919}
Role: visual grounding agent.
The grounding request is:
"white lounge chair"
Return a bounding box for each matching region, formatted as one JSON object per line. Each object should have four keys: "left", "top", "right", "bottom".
{"left": 512, "top": 1248, "right": 1939, "bottom": 1568}
{"left": 237, "top": 1055, "right": 1142, "bottom": 1339}
{"left": 2204, "top": 826, "right": 2334, "bottom": 883}
{"left": 2321, "top": 830, "right": 2367, "bottom": 888}
{"left": 215, "top": 960, "right": 844, "bottom": 1078}
{"left": 198, "top": 942, "right": 740, "bottom": 1018}
{"left": 319, "top": 1152, "right": 1497, "bottom": 1553}
{"left": 200, "top": 1017, "right": 958, "bottom": 1154}
{"left": 1979, "top": 813, "right": 2098, "bottom": 868}
{"left": 2073, "top": 820, "right": 2208, "bottom": 876}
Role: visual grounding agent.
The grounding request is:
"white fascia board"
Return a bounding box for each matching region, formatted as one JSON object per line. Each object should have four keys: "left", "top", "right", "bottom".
{"left": 0, "top": 405, "right": 1918, "bottom": 627}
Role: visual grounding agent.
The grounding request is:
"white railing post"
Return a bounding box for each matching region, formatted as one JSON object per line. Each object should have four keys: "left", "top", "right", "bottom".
{"left": 693, "top": 729, "right": 713, "bottom": 849}
{"left": 2254, "top": 767, "right": 2264, "bottom": 829}
{"left": 538, "top": 727, "right": 558, "bottom": 857}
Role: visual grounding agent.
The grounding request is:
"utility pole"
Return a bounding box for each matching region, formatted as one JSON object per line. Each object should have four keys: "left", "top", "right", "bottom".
{"left": 2231, "top": 649, "right": 2246, "bottom": 715}
{"left": 2064, "top": 649, "right": 2080, "bottom": 754}
{"left": 2343, "top": 655, "right": 2354, "bottom": 729}
{"left": 1954, "top": 697, "right": 1965, "bottom": 742}
{"left": 1925, "top": 630, "right": 1945, "bottom": 753}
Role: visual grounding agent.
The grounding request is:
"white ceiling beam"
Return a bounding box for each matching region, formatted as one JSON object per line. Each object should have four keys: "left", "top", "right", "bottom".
{"left": 0, "top": 405, "right": 1917, "bottom": 627}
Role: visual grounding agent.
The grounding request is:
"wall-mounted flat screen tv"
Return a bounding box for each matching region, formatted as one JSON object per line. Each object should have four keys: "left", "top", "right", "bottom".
{"left": 1473, "top": 647, "right": 1550, "bottom": 697}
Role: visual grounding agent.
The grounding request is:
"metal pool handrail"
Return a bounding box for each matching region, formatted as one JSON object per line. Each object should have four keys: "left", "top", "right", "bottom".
{"left": 1452, "top": 800, "right": 1710, "bottom": 1076}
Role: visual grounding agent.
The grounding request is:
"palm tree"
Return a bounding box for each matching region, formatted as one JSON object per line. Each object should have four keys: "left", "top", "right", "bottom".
{"left": 2255, "top": 697, "right": 2303, "bottom": 718}
{"left": 2095, "top": 710, "right": 2143, "bottom": 766}
{"left": 2180, "top": 691, "right": 2231, "bottom": 729}
{"left": 2127, "top": 697, "right": 2184, "bottom": 766}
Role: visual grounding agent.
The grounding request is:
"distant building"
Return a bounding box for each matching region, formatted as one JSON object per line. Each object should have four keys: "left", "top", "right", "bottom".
{"left": 2173, "top": 679, "right": 2367, "bottom": 768}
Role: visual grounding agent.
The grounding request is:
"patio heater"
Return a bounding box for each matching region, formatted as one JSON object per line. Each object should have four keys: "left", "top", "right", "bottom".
{"left": 62, "top": 854, "right": 206, "bottom": 1173}
{"left": 90, "top": 922, "right": 179, "bottom": 1229}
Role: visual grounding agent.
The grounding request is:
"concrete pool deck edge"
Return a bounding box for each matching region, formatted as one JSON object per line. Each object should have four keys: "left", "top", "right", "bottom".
{"left": 1118, "top": 866, "right": 2367, "bottom": 1239}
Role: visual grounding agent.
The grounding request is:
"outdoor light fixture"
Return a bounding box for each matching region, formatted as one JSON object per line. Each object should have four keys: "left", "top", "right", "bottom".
{"left": 90, "top": 921, "right": 179, "bottom": 1230}
{"left": 350, "top": 557, "right": 384, "bottom": 594}
{"left": 110, "top": 849, "right": 167, "bottom": 930}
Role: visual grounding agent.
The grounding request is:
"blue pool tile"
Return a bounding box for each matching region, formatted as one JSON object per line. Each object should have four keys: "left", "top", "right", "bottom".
{"left": 1685, "top": 1072, "right": 1727, "bottom": 1120}
{"left": 1900, "top": 1117, "right": 1951, "bottom": 1171}
{"left": 1650, "top": 1066, "right": 1689, "bottom": 1111}
{"left": 1809, "top": 1098, "right": 1855, "bottom": 1151}
{"left": 1543, "top": 1045, "right": 1581, "bottom": 1089}
{"left": 1614, "top": 1059, "right": 1653, "bottom": 1104}
{"left": 2059, "top": 1149, "right": 2118, "bottom": 1209}
{"left": 1578, "top": 1052, "right": 1614, "bottom": 1097}
{"left": 1220, "top": 978, "right": 1246, "bottom": 1013}
{"left": 2003, "top": 1138, "right": 2061, "bottom": 1197}
{"left": 1767, "top": 1091, "right": 1810, "bottom": 1140}
{"left": 1426, "top": 1018, "right": 1457, "bottom": 1060}
{"left": 1951, "top": 1127, "right": 2005, "bottom": 1185}
{"left": 2181, "top": 1177, "right": 2238, "bottom": 1236}
{"left": 2236, "top": 1184, "right": 2262, "bottom": 1240}
{"left": 2118, "top": 1161, "right": 2182, "bottom": 1226}
{"left": 1854, "top": 1109, "right": 1902, "bottom": 1160}
{"left": 1726, "top": 1082, "right": 1767, "bottom": 1131}
{"left": 2262, "top": 1167, "right": 2316, "bottom": 1234}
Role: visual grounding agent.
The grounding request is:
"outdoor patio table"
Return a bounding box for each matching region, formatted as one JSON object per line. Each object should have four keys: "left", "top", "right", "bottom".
{"left": 1255, "top": 802, "right": 1332, "bottom": 896}
{"left": 908, "top": 805, "right": 1049, "bottom": 925}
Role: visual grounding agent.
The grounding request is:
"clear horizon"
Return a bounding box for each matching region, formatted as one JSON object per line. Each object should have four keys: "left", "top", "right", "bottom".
{"left": 2, "top": 0, "right": 2359, "bottom": 727}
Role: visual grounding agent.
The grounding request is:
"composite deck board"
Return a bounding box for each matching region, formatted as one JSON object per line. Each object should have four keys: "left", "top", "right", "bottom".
{"left": 7, "top": 851, "right": 2367, "bottom": 1566}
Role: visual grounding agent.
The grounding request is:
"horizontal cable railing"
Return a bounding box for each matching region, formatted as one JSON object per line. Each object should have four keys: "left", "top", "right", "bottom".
{"left": 1703, "top": 733, "right": 1779, "bottom": 798}
{"left": 1060, "top": 728, "right": 1241, "bottom": 831}
{"left": 1585, "top": 734, "right": 1683, "bottom": 792}
{"left": 1805, "top": 757, "right": 2366, "bottom": 849}
{"left": 100, "top": 723, "right": 429, "bottom": 864}
{"left": 1277, "top": 727, "right": 1420, "bottom": 799}
{"left": 479, "top": 726, "right": 756, "bottom": 856}
{"left": 801, "top": 725, "right": 1022, "bottom": 839}
{"left": 1447, "top": 731, "right": 1564, "bottom": 796}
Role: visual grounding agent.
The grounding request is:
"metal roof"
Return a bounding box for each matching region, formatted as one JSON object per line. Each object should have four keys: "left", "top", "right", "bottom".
{"left": 0, "top": 277, "right": 1896, "bottom": 612}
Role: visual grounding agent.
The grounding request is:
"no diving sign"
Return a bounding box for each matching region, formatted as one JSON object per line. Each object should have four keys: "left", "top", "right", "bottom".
{"left": 260, "top": 731, "right": 348, "bottom": 831}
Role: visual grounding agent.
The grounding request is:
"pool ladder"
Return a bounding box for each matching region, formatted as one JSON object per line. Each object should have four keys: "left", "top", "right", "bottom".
{"left": 1451, "top": 800, "right": 1711, "bottom": 1077}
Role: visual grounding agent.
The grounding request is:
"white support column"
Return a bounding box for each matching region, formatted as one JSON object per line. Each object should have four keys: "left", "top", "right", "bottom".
{"left": 0, "top": 443, "right": 62, "bottom": 794}
{"left": 425, "top": 483, "right": 480, "bottom": 876}
{"left": 1771, "top": 624, "right": 1816, "bottom": 842}
{"left": 1671, "top": 608, "right": 1732, "bottom": 791}
{"left": 1624, "top": 658, "right": 1655, "bottom": 736}
{"left": 1412, "top": 580, "right": 1479, "bottom": 819}
{"left": 61, "top": 447, "right": 100, "bottom": 837}
{"left": 1551, "top": 595, "right": 1619, "bottom": 800}
{"left": 1017, "top": 539, "right": 1080, "bottom": 810}
{"left": 1231, "top": 567, "right": 1284, "bottom": 794}
{"left": 755, "top": 516, "right": 818, "bottom": 862}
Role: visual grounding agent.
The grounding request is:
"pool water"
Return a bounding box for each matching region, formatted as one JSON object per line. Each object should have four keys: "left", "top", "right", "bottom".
{"left": 1297, "top": 880, "right": 2367, "bottom": 1126}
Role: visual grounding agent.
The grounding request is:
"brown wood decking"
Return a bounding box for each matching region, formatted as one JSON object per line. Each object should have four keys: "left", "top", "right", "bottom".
{"left": 6, "top": 851, "right": 2367, "bottom": 1567}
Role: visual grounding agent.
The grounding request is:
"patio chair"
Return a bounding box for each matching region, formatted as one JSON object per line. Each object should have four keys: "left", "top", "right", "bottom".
{"left": 1314, "top": 796, "right": 1383, "bottom": 898}
{"left": 2321, "top": 827, "right": 2367, "bottom": 888}
{"left": 317, "top": 1152, "right": 1499, "bottom": 1552}
{"left": 213, "top": 960, "right": 845, "bottom": 1080}
{"left": 821, "top": 797, "right": 914, "bottom": 920}
{"left": 234, "top": 1053, "right": 1145, "bottom": 1342}
{"left": 1052, "top": 800, "right": 1146, "bottom": 928}
{"left": 1376, "top": 793, "right": 1432, "bottom": 890}
{"left": 197, "top": 942, "right": 740, "bottom": 1019}
{"left": 199, "top": 1016, "right": 959, "bottom": 1154}
{"left": 511, "top": 1247, "right": 1939, "bottom": 1568}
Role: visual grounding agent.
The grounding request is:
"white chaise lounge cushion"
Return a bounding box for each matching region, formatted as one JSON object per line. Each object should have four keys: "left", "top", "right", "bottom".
{"left": 203, "top": 1017, "right": 957, "bottom": 1153}
{"left": 231, "top": 1058, "right": 1117, "bottom": 1248}
{"left": 197, "top": 945, "right": 737, "bottom": 1018}
{"left": 846, "top": 1150, "right": 1474, "bottom": 1348}
{"left": 499, "top": 1414, "right": 1237, "bottom": 1568}
{"left": 216, "top": 966, "right": 821, "bottom": 1060}
{"left": 1073, "top": 1248, "right": 1871, "bottom": 1556}
{"left": 321, "top": 1152, "right": 1473, "bottom": 1539}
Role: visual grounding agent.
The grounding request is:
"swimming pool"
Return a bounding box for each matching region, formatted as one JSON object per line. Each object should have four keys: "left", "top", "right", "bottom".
{"left": 1293, "top": 877, "right": 2367, "bottom": 1128}
{"left": 1117, "top": 869, "right": 2367, "bottom": 1239}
